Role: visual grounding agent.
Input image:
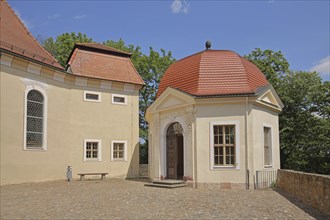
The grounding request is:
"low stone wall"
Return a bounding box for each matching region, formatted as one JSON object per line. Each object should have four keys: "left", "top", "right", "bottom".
{"left": 276, "top": 169, "right": 330, "bottom": 215}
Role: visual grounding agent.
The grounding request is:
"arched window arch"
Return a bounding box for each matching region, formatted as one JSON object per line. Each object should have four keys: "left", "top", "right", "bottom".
{"left": 26, "top": 90, "right": 44, "bottom": 149}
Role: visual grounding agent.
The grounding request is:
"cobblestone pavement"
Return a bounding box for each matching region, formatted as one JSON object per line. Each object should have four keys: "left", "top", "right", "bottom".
{"left": 1, "top": 178, "right": 329, "bottom": 219}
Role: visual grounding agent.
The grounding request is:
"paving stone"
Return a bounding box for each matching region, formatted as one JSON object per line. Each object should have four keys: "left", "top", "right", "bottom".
{"left": 0, "top": 178, "right": 329, "bottom": 219}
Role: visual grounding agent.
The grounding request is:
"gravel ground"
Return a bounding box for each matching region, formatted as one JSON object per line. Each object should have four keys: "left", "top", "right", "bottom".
{"left": 0, "top": 178, "right": 329, "bottom": 219}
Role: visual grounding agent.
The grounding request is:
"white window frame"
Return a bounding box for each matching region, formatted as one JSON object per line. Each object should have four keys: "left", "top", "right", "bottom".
{"left": 83, "top": 91, "right": 101, "bottom": 102}
{"left": 112, "top": 94, "right": 127, "bottom": 105}
{"left": 23, "top": 82, "right": 48, "bottom": 151}
{"left": 210, "top": 121, "right": 240, "bottom": 170}
{"left": 111, "top": 140, "right": 127, "bottom": 161}
{"left": 262, "top": 123, "right": 274, "bottom": 168}
{"left": 84, "top": 139, "right": 102, "bottom": 161}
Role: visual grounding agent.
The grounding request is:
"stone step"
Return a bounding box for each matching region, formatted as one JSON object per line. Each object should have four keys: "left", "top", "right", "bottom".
{"left": 144, "top": 182, "right": 187, "bottom": 189}
{"left": 152, "top": 179, "right": 185, "bottom": 185}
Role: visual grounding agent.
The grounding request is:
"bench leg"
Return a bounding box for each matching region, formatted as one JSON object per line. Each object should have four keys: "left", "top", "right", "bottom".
{"left": 101, "top": 174, "right": 106, "bottom": 180}
{"left": 80, "top": 175, "right": 84, "bottom": 181}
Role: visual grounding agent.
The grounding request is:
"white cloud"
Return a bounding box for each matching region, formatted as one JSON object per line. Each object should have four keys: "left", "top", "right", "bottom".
{"left": 171, "top": 0, "right": 190, "bottom": 14}
{"left": 13, "top": 8, "right": 33, "bottom": 29}
{"left": 310, "top": 56, "right": 330, "bottom": 80}
{"left": 48, "top": 14, "right": 60, "bottom": 20}
{"left": 74, "top": 15, "right": 87, "bottom": 20}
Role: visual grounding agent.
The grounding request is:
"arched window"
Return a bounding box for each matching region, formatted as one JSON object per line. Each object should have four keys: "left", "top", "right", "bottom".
{"left": 26, "top": 90, "right": 44, "bottom": 148}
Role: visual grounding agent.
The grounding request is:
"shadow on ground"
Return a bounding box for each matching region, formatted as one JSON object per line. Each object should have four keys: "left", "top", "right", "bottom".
{"left": 275, "top": 189, "right": 329, "bottom": 219}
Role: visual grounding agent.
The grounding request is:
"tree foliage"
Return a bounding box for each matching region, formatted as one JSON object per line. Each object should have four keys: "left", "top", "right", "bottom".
{"left": 41, "top": 32, "right": 93, "bottom": 67}
{"left": 42, "top": 33, "right": 175, "bottom": 163}
{"left": 245, "top": 48, "right": 289, "bottom": 91}
{"left": 246, "top": 49, "right": 330, "bottom": 174}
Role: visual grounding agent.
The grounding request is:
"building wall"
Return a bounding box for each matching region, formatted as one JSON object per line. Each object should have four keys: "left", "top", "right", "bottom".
{"left": 195, "top": 103, "right": 247, "bottom": 187}
{"left": 0, "top": 55, "right": 140, "bottom": 185}
{"left": 250, "top": 104, "right": 280, "bottom": 174}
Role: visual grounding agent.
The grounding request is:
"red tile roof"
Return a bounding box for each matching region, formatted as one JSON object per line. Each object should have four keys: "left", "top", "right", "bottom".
{"left": 67, "top": 43, "right": 144, "bottom": 85}
{"left": 157, "top": 50, "right": 269, "bottom": 97}
{"left": 0, "top": 0, "right": 63, "bottom": 69}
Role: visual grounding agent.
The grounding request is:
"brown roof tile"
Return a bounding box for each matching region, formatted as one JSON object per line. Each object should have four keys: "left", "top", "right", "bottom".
{"left": 68, "top": 43, "right": 144, "bottom": 85}
{"left": 0, "top": 0, "right": 63, "bottom": 69}
{"left": 157, "top": 50, "right": 269, "bottom": 97}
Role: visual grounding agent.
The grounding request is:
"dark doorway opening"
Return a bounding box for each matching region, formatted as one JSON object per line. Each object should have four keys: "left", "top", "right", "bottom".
{"left": 166, "top": 122, "right": 184, "bottom": 180}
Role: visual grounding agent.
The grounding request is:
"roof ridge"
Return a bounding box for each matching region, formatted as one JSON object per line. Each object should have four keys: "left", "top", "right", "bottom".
{"left": 76, "top": 42, "right": 132, "bottom": 55}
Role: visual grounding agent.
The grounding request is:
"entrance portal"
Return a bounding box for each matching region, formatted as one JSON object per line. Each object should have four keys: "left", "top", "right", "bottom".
{"left": 166, "top": 122, "right": 184, "bottom": 179}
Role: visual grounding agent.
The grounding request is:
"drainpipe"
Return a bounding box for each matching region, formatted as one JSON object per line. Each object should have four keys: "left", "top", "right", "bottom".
{"left": 245, "top": 96, "right": 249, "bottom": 189}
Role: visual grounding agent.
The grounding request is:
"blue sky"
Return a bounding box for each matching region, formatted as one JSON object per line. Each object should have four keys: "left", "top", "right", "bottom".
{"left": 8, "top": 0, "right": 330, "bottom": 81}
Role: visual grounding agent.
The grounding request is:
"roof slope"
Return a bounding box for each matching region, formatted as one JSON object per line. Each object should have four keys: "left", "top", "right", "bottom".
{"left": 0, "top": 0, "right": 63, "bottom": 69}
{"left": 157, "top": 50, "right": 269, "bottom": 97}
{"left": 67, "top": 43, "right": 144, "bottom": 85}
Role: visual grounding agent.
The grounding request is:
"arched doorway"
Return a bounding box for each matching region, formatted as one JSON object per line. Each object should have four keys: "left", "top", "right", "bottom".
{"left": 166, "top": 122, "right": 184, "bottom": 179}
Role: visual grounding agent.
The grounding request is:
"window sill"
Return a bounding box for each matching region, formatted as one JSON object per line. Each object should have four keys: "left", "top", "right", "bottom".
{"left": 24, "top": 148, "right": 47, "bottom": 152}
{"left": 84, "top": 159, "right": 101, "bottom": 162}
{"left": 111, "top": 159, "right": 126, "bottom": 162}
{"left": 264, "top": 165, "right": 273, "bottom": 169}
{"left": 211, "top": 165, "right": 239, "bottom": 170}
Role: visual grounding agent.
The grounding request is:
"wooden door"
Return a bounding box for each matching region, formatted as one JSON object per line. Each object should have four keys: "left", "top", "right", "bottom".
{"left": 167, "top": 136, "right": 177, "bottom": 179}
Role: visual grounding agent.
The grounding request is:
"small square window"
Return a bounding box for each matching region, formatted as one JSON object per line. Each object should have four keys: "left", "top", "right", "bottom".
{"left": 112, "top": 94, "right": 127, "bottom": 105}
{"left": 84, "top": 139, "right": 102, "bottom": 161}
{"left": 111, "top": 140, "right": 127, "bottom": 161}
{"left": 84, "top": 91, "right": 101, "bottom": 102}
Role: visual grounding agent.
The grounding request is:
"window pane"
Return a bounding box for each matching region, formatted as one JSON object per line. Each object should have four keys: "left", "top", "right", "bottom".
{"left": 27, "top": 102, "right": 43, "bottom": 117}
{"left": 214, "top": 135, "right": 218, "bottom": 144}
{"left": 27, "top": 90, "right": 43, "bottom": 102}
{"left": 114, "top": 96, "right": 125, "bottom": 103}
{"left": 219, "top": 156, "right": 224, "bottom": 165}
{"left": 86, "top": 93, "right": 99, "bottom": 100}
{"left": 214, "top": 126, "right": 218, "bottom": 135}
{"left": 214, "top": 147, "right": 218, "bottom": 155}
{"left": 214, "top": 156, "right": 219, "bottom": 165}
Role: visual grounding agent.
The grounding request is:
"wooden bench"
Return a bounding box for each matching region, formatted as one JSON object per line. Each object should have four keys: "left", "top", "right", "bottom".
{"left": 78, "top": 173, "right": 108, "bottom": 181}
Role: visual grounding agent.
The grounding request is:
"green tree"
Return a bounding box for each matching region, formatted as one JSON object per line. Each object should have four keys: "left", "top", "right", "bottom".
{"left": 279, "top": 71, "right": 330, "bottom": 174}
{"left": 41, "top": 32, "right": 93, "bottom": 67}
{"left": 245, "top": 48, "right": 289, "bottom": 90}
{"left": 246, "top": 48, "right": 330, "bottom": 174}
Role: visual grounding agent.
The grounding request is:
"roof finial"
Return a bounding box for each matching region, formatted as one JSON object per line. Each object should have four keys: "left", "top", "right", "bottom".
{"left": 205, "top": 40, "right": 211, "bottom": 50}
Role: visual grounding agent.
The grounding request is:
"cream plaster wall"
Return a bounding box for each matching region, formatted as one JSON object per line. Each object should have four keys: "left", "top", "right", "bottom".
{"left": 1, "top": 60, "right": 140, "bottom": 185}
{"left": 195, "top": 103, "right": 247, "bottom": 185}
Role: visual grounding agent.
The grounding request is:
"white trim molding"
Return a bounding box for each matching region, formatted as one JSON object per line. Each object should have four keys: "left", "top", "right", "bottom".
{"left": 112, "top": 94, "right": 127, "bottom": 105}
{"left": 209, "top": 121, "right": 240, "bottom": 170}
{"left": 23, "top": 80, "right": 49, "bottom": 151}
{"left": 111, "top": 140, "right": 128, "bottom": 162}
{"left": 83, "top": 139, "right": 102, "bottom": 162}
{"left": 262, "top": 123, "right": 274, "bottom": 168}
{"left": 83, "top": 91, "right": 101, "bottom": 102}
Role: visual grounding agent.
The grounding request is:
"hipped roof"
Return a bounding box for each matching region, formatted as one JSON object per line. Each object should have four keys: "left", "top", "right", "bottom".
{"left": 157, "top": 50, "right": 269, "bottom": 97}
{"left": 0, "top": 0, "right": 63, "bottom": 69}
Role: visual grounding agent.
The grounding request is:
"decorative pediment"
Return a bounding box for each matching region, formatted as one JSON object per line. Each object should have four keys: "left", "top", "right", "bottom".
{"left": 255, "top": 85, "right": 284, "bottom": 111}
{"left": 260, "top": 91, "right": 278, "bottom": 106}
{"left": 146, "top": 87, "right": 195, "bottom": 119}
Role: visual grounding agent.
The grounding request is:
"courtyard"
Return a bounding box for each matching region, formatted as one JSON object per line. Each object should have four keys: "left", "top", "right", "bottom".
{"left": 0, "top": 178, "right": 328, "bottom": 219}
